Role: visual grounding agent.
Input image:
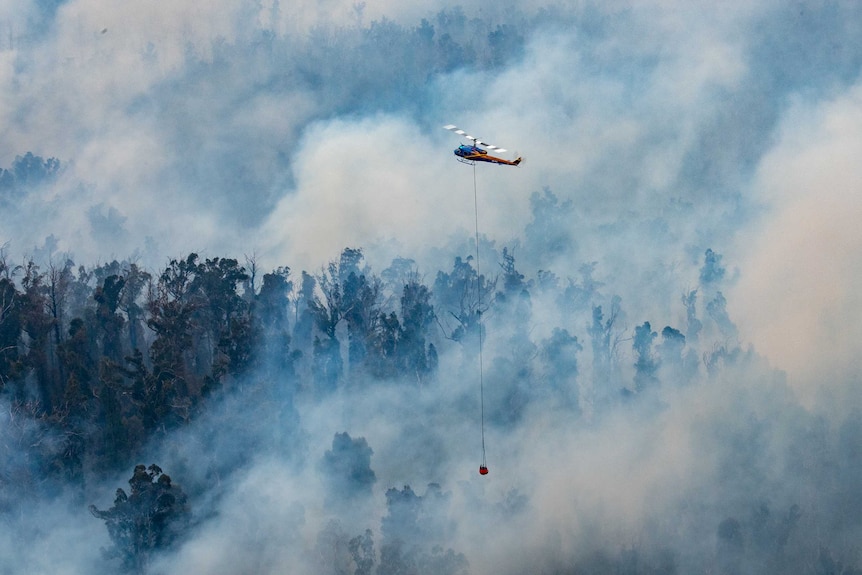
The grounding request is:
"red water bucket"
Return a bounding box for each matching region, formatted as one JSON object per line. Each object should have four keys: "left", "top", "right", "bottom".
{"left": 479, "top": 465, "right": 489, "bottom": 475}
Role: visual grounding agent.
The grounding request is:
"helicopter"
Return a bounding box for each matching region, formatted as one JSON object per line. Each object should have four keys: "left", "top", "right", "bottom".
{"left": 444, "top": 125, "right": 522, "bottom": 166}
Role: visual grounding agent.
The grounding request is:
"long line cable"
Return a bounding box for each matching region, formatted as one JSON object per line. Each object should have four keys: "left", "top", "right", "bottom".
{"left": 473, "top": 162, "right": 487, "bottom": 469}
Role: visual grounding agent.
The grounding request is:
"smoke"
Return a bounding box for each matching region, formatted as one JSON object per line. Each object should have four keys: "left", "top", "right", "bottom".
{"left": 2, "top": 1, "right": 862, "bottom": 574}
{"left": 729, "top": 85, "right": 862, "bottom": 400}
{"left": 259, "top": 116, "right": 465, "bottom": 273}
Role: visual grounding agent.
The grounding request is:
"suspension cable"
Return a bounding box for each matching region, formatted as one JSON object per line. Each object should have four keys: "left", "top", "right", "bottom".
{"left": 473, "top": 162, "right": 487, "bottom": 468}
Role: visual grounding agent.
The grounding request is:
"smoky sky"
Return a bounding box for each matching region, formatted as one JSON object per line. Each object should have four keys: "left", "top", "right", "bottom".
{"left": 2, "top": 1, "right": 862, "bottom": 574}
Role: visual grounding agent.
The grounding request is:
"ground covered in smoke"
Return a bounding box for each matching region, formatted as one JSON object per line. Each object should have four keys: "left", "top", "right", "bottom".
{"left": 2, "top": 1, "right": 862, "bottom": 574}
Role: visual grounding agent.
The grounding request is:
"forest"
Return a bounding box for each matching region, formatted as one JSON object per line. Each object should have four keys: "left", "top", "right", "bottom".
{"left": 3, "top": 1, "right": 862, "bottom": 574}
{"left": 2, "top": 203, "right": 861, "bottom": 574}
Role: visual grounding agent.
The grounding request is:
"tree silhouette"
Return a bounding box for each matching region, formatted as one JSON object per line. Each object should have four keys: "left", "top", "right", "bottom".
{"left": 89, "top": 464, "right": 189, "bottom": 573}
{"left": 321, "top": 432, "right": 377, "bottom": 504}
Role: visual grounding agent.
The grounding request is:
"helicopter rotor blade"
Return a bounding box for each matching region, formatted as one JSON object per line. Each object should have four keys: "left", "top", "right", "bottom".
{"left": 445, "top": 125, "right": 477, "bottom": 141}
{"left": 444, "top": 125, "right": 466, "bottom": 137}
{"left": 444, "top": 124, "right": 507, "bottom": 153}
{"left": 481, "top": 143, "right": 507, "bottom": 153}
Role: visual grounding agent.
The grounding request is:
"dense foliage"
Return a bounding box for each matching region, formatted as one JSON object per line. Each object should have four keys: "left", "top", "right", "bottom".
{"left": 0, "top": 247, "right": 445, "bottom": 479}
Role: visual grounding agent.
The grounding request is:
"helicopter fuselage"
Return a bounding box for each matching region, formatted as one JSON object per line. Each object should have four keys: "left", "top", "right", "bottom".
{"left": 453, "top": 144, "right": 521, "bottom": 166}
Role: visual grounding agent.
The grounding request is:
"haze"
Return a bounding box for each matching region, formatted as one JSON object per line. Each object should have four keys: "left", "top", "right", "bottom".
{"left": 1, "top": 1, "right": 861, "bottom": 574}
